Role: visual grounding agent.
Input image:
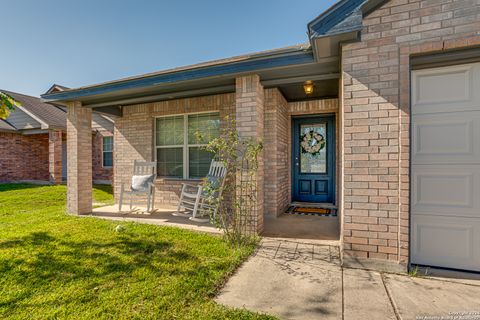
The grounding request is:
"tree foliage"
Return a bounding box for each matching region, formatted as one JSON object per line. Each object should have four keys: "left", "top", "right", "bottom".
{"left": 0, "top": 92, "right": 20, "bottom": 119}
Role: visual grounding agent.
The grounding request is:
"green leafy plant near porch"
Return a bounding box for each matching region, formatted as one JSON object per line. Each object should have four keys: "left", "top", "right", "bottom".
{"left": 196, "top": 116, "right": 263, "bottom": 246}
{"left": 0, "top": 184, "right": 275, "bottom": 319}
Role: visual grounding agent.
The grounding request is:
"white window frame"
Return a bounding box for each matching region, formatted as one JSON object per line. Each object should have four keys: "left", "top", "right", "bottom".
{"left": 154, "top": 111, "right": 219, "bottom": 179}
{"left": 102, "top": 136, "right": 113, "bottom": 168}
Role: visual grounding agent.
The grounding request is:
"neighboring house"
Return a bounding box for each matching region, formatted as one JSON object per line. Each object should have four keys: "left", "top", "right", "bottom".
{"left": 0, "top": 89, "right": 114, "bottom": 184}
{"left": 41, "top": 0, "right": 480, "bottom": 273}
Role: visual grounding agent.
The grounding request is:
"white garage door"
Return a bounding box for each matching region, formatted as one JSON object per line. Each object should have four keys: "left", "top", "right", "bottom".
{"left": 411, "top": 62, "right": 480, "bottom": 272}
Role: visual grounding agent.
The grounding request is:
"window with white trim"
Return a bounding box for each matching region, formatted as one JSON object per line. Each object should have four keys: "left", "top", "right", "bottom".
{"left": 155, "top": 112, "right": 219, "bottom": 179}
{"left": 102, "top": 136, "right": 113, "bottom": 167}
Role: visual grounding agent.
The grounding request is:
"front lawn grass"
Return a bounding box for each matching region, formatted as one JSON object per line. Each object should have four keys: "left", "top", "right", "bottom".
{"left": 92, "top": 184, "right": 114, "bottom": 206}
{"left": 0, "top": 184, "right": 273, "bottom": 319}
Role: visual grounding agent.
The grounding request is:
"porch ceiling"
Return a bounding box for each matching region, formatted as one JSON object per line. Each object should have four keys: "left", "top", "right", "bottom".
{"left": 277, "top": 78, "right": 339, "bottom": 101}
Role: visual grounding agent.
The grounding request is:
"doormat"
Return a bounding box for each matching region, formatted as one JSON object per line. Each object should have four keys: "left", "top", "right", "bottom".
{"left": 286, "top": 206, "right": 337, "bottom": 217}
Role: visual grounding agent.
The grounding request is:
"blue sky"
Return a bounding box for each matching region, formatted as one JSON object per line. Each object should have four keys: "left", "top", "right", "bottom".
{"left": 1, "top": 0, "right": 337, "bottom": 96}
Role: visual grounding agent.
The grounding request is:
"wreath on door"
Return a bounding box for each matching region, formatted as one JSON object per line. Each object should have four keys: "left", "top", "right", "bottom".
{"left": 300, "top": 130, "right": 325, "bottom": 156}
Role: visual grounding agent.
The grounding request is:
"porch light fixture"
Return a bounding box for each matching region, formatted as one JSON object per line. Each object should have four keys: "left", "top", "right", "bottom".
{"left": 303, "top": 81, "right": 314, "bottom": 95}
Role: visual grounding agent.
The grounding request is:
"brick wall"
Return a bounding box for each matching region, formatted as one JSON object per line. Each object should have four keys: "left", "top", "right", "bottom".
{"left": 114, "top": 104, "right": 153, "bottom": 203}
{"left": 287, "top": 99, "right": 339, "bottom": 116}
{"left": 114, "top": 94, "right": 235, "bottom": 206}
{"left": 341, "top": 0, "right": 480, "bottom": 267}
{"left": 0, "top": 132, "right": 49, "bottom": 182}
{"left": 264, "top": 88, "right": 289, "bottom": 217}
{"left": 0, "top": 129, "right": 113, "bottom": 184}
{"left": 92, "top": 130, "right": 113, "bottom": 183}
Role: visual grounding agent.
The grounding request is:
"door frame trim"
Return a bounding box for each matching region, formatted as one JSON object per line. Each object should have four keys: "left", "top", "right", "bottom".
{"left": 291, "top": 113, "right": 336, "bottom": 204}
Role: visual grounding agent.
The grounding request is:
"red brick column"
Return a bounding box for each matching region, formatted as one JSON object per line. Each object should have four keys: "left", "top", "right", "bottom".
{"left": 264, "top": 88, "right": 289, "bottom": 217}
{"left": 48, "top": 130, "right": 63, "bottom": 184}
{"left": 235, "top": 75, "right": 264, "bottom": 233}
{"left": 66, "top": 101, "right": 92, "bottom": 214}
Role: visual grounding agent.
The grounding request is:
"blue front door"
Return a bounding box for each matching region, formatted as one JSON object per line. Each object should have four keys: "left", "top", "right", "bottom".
{"left": 292, "top": 115, "right": 335, "bottom": 203}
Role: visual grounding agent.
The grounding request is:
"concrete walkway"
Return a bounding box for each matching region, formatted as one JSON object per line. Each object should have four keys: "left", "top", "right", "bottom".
{"left": 216, "top": 238, "right": 480, "bottom": 320}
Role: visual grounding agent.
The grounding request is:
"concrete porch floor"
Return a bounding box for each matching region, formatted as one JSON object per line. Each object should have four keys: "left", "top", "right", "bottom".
{"left": 90, "top": 204, "right": 221, "bottom": 234}
{"left": 91, "top": 205, "right": 340, "bottom": 242}
{"left": 262, "top": 214, "right": 340, "bottom": 243}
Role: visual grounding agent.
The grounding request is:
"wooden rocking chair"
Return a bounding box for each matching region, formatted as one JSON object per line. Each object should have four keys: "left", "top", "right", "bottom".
{"left": 173, "top": 160, "right": 226, "bottom": 223}
{"left": 119, "top": 160, "right": 156, "bottom": 212}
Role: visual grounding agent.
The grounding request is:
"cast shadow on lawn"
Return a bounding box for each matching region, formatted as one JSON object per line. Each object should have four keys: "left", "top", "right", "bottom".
{"left": 0, "top": 183, "right": 46, "bottom": 192}
{"left": 0, "top": 230, "right": 198, "bottom": 311}
{"left": 93, "top": 184, "right": 113, "bottom": 195}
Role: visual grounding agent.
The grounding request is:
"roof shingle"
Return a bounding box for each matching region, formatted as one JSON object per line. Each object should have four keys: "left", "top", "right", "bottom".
{"left": 0, "top": 119, "right": 17, "bottom": 132}
{"left": 2, "top": 90, "right": 66, "bottom": 129}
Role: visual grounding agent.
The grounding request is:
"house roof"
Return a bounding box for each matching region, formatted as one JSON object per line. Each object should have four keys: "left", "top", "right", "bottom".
{"left": 45, "top": 83, "right": 71, "bottom": 94}
{"left": 2, "top": 90, "right": 67, "bottom": 129}
{"left": 0, "top": 119, "right": 17, "bottom": 132}
{"left": 308, "top": 0, "right": 367, "bottom": 39}
{"left": 41, "top": 44, "right": 314, "bottom": 103}
{"left": 1, "top": 90, "right": 114, "bottom": 133}
{"left": 55, "top": 105, "right": 115, "bottom": 133}
{"left": 308, "top": 0, "right": 387, "bottom": 39}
